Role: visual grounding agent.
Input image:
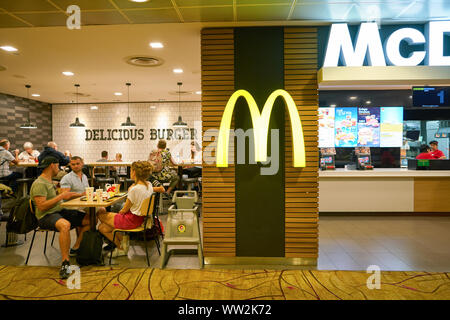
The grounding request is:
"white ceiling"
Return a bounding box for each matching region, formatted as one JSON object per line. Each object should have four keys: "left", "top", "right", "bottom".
{"left": 0, "top": 23, "right": 202, "bottom": 103}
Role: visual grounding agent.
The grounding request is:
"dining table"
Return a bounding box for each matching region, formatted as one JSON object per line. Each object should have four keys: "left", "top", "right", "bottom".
{"left": 60, "top": 193, "right": 127, "bottom": 231}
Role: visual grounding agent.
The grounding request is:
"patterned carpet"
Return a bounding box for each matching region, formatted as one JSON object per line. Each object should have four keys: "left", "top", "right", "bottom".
{"left": 0, "top": 265, "right": 449, "bottom": 300}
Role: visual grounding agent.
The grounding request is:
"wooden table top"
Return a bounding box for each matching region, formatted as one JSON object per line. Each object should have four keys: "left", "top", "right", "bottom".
{"left": 15, "top": 162, "right": 38, "bottom": 167}
{"left": 61, "top": 193, "right": 127, "bottom": 208}
{"left": 85, "top": 162, "right": 132, "bottom": 167}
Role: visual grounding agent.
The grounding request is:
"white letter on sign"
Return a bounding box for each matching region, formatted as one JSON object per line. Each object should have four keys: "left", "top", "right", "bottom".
{"left": 324, "top": 23, "right": 386, "bottom": 67}
{"left": 385, "top": 28, "right": 426, "bottom": 66}
{"left": 427, "top": 21, "right": 450, "bottom": 66}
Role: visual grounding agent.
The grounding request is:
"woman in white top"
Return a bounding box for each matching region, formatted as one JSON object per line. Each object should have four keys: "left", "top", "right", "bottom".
{"left": 97, "top": 161, "right": 165, "bottom": 257}
{"left": 18, "top": 142, "right": 40, "bottom": 162}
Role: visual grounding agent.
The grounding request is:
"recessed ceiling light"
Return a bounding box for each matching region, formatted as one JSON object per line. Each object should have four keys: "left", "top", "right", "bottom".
{"left": 366, "top": 101, "right": 371, "bottom": 104}
{"left": 409, "top": 96, "right": 412, "bottom": 99}
{"left": 330, "top": 104, "right": 336, "bottom": 107}
{"left": 31, "top": 94, "right": 40, "bottom": 97}
{"left": 114, "top": 92, "right": 123, "bottom": 96}
{"left": 349, "top": 96, "right": 357, "bottom": 100}
{"left": 150, "top": 105, "right": 156, "bottom": 109}
{"left": 195, "top": 91, "right": 202, "bottom": 95}
{"left": 0, "top": 46, "right": 18, "bottom": 52}
{"left": 173, "top": 68, "right": 183, "bottom": 74}
{"left": 129, "top": 0, "right": 149, "bottom": 2}
{"left": 62, "top": 71, "right": 74, "bottom": 76}
{"left": 91, "top": 106, "right": 98, "bottom": 110}
{"left": 150, "top": 42, "right": 163, "bottom": 48}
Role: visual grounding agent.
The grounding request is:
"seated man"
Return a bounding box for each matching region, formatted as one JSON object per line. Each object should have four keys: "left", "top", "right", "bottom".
{"left": 0, "top": 139, "right": 22, "bottom": 193}
{"left": 30, "top": 156, "right": 90, "bottom": 279}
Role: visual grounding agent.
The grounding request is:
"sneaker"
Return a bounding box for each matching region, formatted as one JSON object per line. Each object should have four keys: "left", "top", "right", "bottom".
{"left": 102, "top": 243, "right": 116, "bottom": 252}
{"left": 111, "top": 247, "right": 127, "bottom": 258}
{"left": 121, "top": 235, "right": 130, "bottom": 254}
{"left": 69, "top": 248, "right": 79, "bottom": 257}
{"left": 59, "top": 260, "right": 71, "bottom": 279}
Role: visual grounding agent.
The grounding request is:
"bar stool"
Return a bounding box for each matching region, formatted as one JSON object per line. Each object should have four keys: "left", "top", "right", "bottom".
{"left": 16, "top": 178, "right": 34, "bottom": 198}
{"left": 181, "top": 177, "right": 198, "bottom": 191}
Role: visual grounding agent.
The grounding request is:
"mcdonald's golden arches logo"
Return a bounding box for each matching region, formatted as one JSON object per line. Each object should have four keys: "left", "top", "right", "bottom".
{"left": 216, "top": 89, "right": 306, "bottom": 168}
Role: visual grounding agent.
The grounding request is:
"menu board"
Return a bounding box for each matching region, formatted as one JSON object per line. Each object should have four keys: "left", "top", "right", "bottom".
{"left": 357, "top": 107, "right": 380, "bottom": 147}
{"left": 318, "top": 106, "right": 404, "bottom": 148}
{"left": 334, "top": 107, "right": 358, "bottom": 147}
{"left": 318, "top": 108, "right": 335, "bottom": 148}
{"left": 380, "top": 107, "right": 403, "bottom": 147}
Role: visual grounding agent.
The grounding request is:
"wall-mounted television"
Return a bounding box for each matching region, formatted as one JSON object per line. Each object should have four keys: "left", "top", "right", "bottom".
{"left": 413, "top": 87, "right": 450, "bottom": 107}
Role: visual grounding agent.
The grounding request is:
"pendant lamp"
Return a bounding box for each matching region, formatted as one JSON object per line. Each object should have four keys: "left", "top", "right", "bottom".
{"left": 69, "top": 84, "right": 85, "bottom": 128}
{"left": 121, "top": 82, "right": 136, "bottom": 127}
{"left": 20, "top": 84, "right": 37, "bottom": 129}
{"left": 172, "top": 82, "right": 187, "bottom": 128}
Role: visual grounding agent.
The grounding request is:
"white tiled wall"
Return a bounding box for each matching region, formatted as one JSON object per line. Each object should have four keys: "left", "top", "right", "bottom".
{"left": 52, "top": 101, "right": 202, "bottom": 162}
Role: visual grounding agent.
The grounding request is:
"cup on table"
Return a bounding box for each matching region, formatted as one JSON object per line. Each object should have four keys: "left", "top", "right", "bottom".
{"left": 85, "top": 187, "right": 94, "bottom": 201}
{"left": 113, "top": 184, "right": 121, "bottom": 195}
{"left": 96, "top": 189, "right": 103, "bottom": 202}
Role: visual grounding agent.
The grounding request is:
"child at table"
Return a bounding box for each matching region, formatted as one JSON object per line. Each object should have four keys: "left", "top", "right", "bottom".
{"left": 97, "top": 161, "right": 164, "bottom": 257}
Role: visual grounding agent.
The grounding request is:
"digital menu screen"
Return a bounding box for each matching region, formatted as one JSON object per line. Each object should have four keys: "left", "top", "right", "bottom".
{"left": 335, "top": 107, "right": 358, "bottom": 147}
{"left": 319, "top": 106, "right": 404, "bottom": 148}
{"left": 357, "top": 107, "right": 380, "bottom": 147}
{"left": 380, "top": 107, "right": 403, "bottom": 147}
{"left": 318, "top": 108, "right": 335, "bottom": 148}
{"left": 358, "top": 156, "right": 370, "bottom": 164}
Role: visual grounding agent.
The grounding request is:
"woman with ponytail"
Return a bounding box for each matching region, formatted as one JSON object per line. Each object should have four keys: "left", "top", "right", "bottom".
{"left": 97, "top": 161, "right": 165, "bottom": 257}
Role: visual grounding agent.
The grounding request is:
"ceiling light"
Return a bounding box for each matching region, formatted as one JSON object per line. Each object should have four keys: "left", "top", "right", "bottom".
{"left": 150, "top": 105, "right": 156, "bottom": 109}
{"left": 195, "top": 91, "right": 202, "bottom": 95}
{"left": 70, "top": 84, "right": 85, "bottom": 128}
{"left": 366, "top": 101, "right": 371, "bottom": 104}
{"left": 150, "top": 42, "right": 163, "bottom": 48}
{"left": 114, "top": 92, "right": 123, "bottom": 96}
{"left": 20, "top": 85, "right": 37, "bottom": 129}
{"left": 31, "top": 94, "right": 40, "bottom": 97}
{"left": 409, "top": 96, "right": 412, "bottom": 99}
{"left": 349, "top": 96, "right": 357, "bottom": 100}
{"left": 90, "top": 106, "right": 98, "bottom": 110}
{"left": 330, "top": 104, "right": 336, "bottom": 107}
{"left": 173, "top": 82, "right": 188, "bottom": 128}
{"left": 173, "top": 68, "right": 183, "bottom": 74}
{"left": 0, "top": 46, "right": 18, "bottom": 52}
{"left": 121, "top": 83, "right": 136, "bottom": 127}
{"left": 129, "top": 0, "right": 149, "bottom": 2}
{"left": 62, "top": 71, "right": 74, "bottom": 76}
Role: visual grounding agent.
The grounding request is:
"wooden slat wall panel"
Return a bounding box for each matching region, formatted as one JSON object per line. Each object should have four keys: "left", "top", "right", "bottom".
{"left": 284, "top": 27, "right": 319, "bottom": 259}
{"left": 201, "top": 28, "right": 236, "bottom": 257}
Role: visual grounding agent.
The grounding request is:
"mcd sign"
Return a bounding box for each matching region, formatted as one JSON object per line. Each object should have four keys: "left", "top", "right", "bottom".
{"left": 323, "top": 21, "right": 450, "bottom": 67}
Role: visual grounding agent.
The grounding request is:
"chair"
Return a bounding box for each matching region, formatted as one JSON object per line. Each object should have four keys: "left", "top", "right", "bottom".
{"left": 109, "top": 193, "right": 161, "bottom": 266}
{"left": 25, "top": 199, "right": 57, "bottom": 265}
{"left": 160, "top": 191, "right": 203, "bottom": 269}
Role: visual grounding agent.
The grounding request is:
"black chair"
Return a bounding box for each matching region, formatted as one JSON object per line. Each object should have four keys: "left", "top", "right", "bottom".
{"left": 25, "top": 199, "right": 58, "bottom": 265}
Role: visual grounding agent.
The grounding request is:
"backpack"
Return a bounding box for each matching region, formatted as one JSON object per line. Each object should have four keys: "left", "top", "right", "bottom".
{"left": 6, "top": 196, "right": 38, "bottom": 234}
{"left": 149, "top": 150, "right": 163, "bottom": 172}
{"left": 76, "top": 230, "right": 104, "bottom": 266}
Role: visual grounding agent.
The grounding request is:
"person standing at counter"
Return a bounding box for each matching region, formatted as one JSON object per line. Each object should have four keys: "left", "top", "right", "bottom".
{"left": 429, "top": 141, "right": 446, "bottom": 159}
{"left": 416, "top": 145, "right": 434, "bottom": 160}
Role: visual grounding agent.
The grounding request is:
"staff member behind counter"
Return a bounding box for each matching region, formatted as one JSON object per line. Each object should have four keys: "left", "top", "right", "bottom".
{"left": 416, "top": 145, "right": 434, "bottom": 160}
{"left": 429, "top": 141, "right": 446, "bottom": 159}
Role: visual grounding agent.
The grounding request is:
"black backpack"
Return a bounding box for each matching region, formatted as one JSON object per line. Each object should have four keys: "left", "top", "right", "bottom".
{"left": 6, "top": 196, "right": 38, "bottom": 234}
{"left": 76, "top": 230, "right": 104, "bottom": 266}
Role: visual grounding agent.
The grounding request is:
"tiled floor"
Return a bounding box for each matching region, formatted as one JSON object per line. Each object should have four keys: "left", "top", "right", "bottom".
{"left": 0, "top": 215, "right": 449, "bottom": 272}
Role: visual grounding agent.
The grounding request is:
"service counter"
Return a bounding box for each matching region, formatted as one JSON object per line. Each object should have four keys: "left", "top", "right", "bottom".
{"left": 319, "top": 168, "right": 450, "bottom": 213}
